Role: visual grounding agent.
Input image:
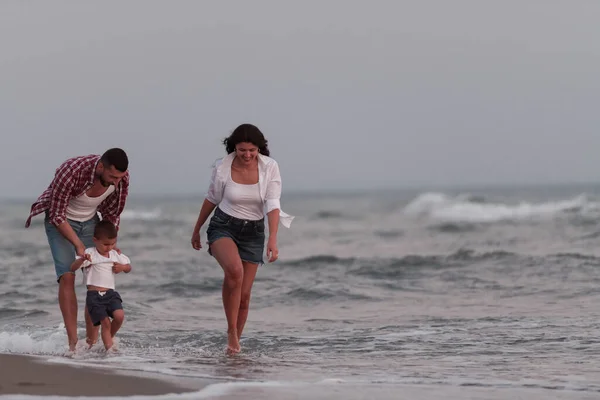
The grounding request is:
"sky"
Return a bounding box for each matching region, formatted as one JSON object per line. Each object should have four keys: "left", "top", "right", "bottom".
{"left": 2, "top": 0, "right": 600, "bottom": 199}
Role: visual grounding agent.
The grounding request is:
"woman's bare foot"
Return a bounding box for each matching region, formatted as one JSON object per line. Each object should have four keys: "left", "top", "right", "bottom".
{"left": 227, "top": 330, "right": 241, "bottom": 355}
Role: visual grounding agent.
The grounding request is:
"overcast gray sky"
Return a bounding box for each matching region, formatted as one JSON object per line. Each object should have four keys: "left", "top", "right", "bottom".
{"left": 2, "top": 0, "right": 599, "bottom": 198}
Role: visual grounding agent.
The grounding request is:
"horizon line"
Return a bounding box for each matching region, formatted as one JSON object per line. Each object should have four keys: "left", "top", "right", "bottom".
{"left": 2, "top": 180, "right": 600, "bottom": 202}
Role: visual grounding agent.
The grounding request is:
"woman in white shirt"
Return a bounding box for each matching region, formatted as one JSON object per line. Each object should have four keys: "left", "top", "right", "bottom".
{"left": 191, "top": 124, "right": 293, "bottom": 354}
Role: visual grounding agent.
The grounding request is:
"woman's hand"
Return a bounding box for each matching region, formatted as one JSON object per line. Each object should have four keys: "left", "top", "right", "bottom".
{"left": 191, "top": 230, "right": 202, "bottom": 250}
{"left": 266, "top": 236, "right": 278, "bottom": 262}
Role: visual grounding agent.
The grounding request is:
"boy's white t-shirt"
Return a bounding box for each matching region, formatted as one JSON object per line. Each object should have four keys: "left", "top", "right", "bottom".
{"left": 77, "top": 248, "right": 131, "bottom": 290}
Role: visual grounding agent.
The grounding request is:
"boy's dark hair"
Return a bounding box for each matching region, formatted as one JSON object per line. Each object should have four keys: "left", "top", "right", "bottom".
{"left": 223, "top": 124, "right": 270, "bottom": 156}
{"left": 94, "top": 220, "right": 118, "bottom": 239}
{"left": 100, "top": 148, "right": 129, "bottom": 172}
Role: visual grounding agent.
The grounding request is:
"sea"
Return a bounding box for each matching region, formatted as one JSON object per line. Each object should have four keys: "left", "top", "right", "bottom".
{"left": 1, "top": 184, "right": 600, "bottom": 399}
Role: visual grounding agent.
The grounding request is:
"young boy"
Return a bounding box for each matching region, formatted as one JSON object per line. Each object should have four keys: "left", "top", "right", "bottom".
{"left": 70, "top": 220, "right": 132, "bottom": 351}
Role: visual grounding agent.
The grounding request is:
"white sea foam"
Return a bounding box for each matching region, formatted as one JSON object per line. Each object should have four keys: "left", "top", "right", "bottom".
{"left": 0, "top": 327, "right": 67, "bottom": 355}
{"left": 120, "top": 209, "right": 162, "bottom": 221}
{"left": 404, "top": 192, "right": 599, "bottom": 223}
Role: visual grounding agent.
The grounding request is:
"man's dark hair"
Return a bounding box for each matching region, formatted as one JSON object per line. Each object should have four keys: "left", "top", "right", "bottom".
{"left": 94, "top": 220, "right": 118, "bottom": 239}
{"left": 100, "top": 148, "right": 129, "bottom": 172}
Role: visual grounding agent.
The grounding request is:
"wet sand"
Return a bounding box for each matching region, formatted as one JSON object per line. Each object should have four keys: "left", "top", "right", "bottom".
{"left": 0, "top": 353, "right": 198, "bottom": 397}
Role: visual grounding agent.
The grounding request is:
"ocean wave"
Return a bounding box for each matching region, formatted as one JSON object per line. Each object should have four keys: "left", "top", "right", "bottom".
{"left": 0, "top": 291, "right": 38, "bottom": 301}
{"left": 0, "top": 328, "right": 68, "bottom": 355}
{"left": 283, "top": 287, "right": 375, "bottom": 302}
{"left": 0, "top": 309, "right": 49, "bottom": 320}
{"left": 550, "top": 252, "right": 600, "bottom": 261}
{"left": 280, "top": 249, "right": 519, "bottom": 273}
{"left": 310, "top": 210, "right": 346, "bottom": 220}
{"left": 156, "top": 280, "right": 223, "bottom": 296}
{"left": 429, "top": 222, "right": 478, "bottom": 233}
{"left": 281, "top": 255, "right": 356, "bottom": 268}
{"left": 404, "top": 192, "right": 600, "bottom": 223}
{"left": 373, "top": 229, "right": 404, "bottom": 238}
{"left": 120, "top": 209, "right": 162, "bottom": 221}
{"left": 579, "top": 231, "right": 600, "bottom": 240}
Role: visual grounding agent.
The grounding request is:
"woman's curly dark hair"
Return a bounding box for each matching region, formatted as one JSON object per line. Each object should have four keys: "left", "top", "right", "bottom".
{"left": 223, "top": 124, "right": 270, "bottom": 156}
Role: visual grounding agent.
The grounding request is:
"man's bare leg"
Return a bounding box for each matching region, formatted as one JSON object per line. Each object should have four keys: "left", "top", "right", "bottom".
{"left": 58, "top": 273, "right": 78, "bottom": 351}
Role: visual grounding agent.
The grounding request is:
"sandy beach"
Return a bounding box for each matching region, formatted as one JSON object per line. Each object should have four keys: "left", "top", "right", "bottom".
{"left": 0, "top": 353, "right": 197, "bottom": 397}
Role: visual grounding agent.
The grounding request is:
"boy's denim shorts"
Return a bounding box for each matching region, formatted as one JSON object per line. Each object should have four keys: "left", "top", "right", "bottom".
{"left": 206, "top": 207, "right": 265, "bottom": 265}
{"left": 44, "top": 213, "right": 99, "bottom": 282}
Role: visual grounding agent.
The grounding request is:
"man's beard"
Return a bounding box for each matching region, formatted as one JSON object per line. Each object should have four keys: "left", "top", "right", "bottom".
{"left": 96, "top": 174, "right": 112, "bottom": 187}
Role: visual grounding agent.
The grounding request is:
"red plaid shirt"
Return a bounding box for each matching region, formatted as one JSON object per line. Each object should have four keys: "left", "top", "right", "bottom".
{"left": 25, "top": 155, "right": 129, "bottom": 228}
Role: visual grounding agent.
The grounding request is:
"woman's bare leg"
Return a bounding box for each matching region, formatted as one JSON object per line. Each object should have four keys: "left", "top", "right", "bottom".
{"left": 237, "top": 261, "right": 258, "bottom": 341}
{"left": 210, "top": 238, "right": 244, "bottom": 354}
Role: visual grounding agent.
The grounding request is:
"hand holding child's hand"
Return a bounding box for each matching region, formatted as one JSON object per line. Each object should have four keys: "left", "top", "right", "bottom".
{"left": 112, "top": 263, "right": 127, "bottom": 274}
{"left": 83, "top": 253, "right": 92, "bottom": 262}
{"left": 75, "top": 243, "right": 86, "bottom": 257}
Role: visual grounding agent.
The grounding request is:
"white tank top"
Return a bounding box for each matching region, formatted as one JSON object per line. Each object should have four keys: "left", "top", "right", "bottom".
{"left": 66, "top": 186, "right": 115, "bottom": 222}
{"left": 218, "top": 176, "right": 263, "bottom": 220}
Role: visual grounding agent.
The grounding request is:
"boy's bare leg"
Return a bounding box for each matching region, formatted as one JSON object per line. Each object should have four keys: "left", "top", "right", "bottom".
{"left": 111, "top": 310, "right": 125, "bottom": 337}
{"left": 100, "top": 318, "right": 113, "bottom": 350}
{"left": 85, "top": 307, "right": 99, "bottom": 347}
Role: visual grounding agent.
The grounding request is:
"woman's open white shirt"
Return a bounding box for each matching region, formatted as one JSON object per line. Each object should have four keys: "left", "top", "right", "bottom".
{"left": 205, "top": 153, "right": 294, "bottom": 228}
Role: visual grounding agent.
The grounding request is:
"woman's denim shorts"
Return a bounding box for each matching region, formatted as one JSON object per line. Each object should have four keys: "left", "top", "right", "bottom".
{"left": 206, "top": 207, "right": 265, "bottom": 265}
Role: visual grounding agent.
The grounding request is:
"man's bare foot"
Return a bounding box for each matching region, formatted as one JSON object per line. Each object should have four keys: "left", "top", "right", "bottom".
{"left": 227, "top": 331, "right": 240, "bottom": 355}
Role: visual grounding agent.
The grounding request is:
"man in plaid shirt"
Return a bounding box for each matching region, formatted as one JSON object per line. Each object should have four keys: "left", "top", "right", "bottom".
{"left": 26, "top": 148, "right": 130, "bottom": 353}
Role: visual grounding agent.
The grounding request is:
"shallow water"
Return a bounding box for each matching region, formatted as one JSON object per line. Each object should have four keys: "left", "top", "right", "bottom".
{"left": 2, "top": 184, "right": 600, "bottom": 399}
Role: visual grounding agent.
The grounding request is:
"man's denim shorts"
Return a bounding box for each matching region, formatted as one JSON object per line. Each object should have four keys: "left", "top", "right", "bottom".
{"left": 44, "top": 213, "right": 99, "bottom": 282}
{"left": 206, "top": 207, "right": 265, "bottom": 265}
